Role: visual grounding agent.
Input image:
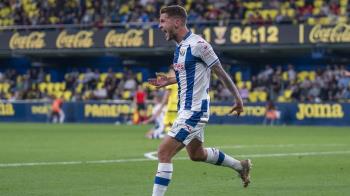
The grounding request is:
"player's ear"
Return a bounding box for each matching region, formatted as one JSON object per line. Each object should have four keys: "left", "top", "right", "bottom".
{"left": 174, "top": 18, "right": 181, "bottom": 29}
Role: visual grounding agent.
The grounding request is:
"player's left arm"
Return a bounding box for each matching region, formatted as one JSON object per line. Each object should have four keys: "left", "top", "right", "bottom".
{"left": 212, "top": 63, "right": 244, "bottom": 116}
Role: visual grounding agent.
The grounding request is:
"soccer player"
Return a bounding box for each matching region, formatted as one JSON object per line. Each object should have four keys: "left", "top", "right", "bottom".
{"left": 143, "top": 92, "right": 167, "bottom": 139}
{"left": 156, "top": 70, "right": 178, "bottom": 132}
{"left": 147, "top": 5, "right": 252, "bottom": 196}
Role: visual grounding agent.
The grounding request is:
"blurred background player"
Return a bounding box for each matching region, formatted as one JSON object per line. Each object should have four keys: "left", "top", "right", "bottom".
{"left": 143, "top": 92, "right": 167, "bottom": 139}
{"left": 143, "top": 70, "right": 178, "bottom": 139}
{"left": 51, "top": 96, "right": 64, "bottom": 123}
{"left": 156, "top": 70, "right": 178, "bottom": 133}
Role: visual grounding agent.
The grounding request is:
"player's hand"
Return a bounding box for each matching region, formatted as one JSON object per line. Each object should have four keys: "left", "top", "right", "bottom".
{"left": 148, "top": 78, "right": 168, "bottom": 88}
{"left": 228, "top": 102, "right": 244, "bottom": 117}
{"left": 148, "top": 73, "right": 169, "bottom": 88}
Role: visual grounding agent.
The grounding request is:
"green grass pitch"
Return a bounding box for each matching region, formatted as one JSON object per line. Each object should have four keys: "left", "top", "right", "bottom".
{"left": 0, "top": 123, "right": 349, "bottom": 196}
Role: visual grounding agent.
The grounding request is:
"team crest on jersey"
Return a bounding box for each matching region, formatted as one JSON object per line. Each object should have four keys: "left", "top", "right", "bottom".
{"left": 179, "top": 48, "right": 186, "bottom": 56}
{"left": 173, "top": 63, "right": 185, "bottom": 71}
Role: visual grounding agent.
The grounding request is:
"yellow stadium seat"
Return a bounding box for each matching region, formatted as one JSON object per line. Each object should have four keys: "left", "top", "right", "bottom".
{"left": 320, "top": 17, "right": 331, "bottom": 25}
{"left": 76, "top": 83, "right": 83, "bottom": 93}
{"left": 297, "top": 71, "right": 308, "bottom": 82}
{"left": 248, "top": 92, "right": 258, "bottom": 102}
{"left": 287, "top": 9, "right": 295, "bottom": 17}
{"left": 284, "top": 90, "right": 292, "bottom": 99}
{"left": 100, "top": 73, "right": 107, "bottom": 81}
{"left": 97, "top": 82, "right": 104, "bottom": 89}
{"left": 235, "top": 72, "right": 242, "bottom": 82}
{"left": 60, "top": 82, "right": 66, "bottom": 90}
{"left": 282, "top": 71, "right": 288, "bottom": 81}
{"left": 2, "top": 83, "right": 10, "bottom": 93}
{"left": 296, "top": 0, "right": 305, "bottom": 7}
{"left": 209, "top": 91, "right": 215, "bottom": 100}
{"left": 314, "top": 0, "right": 323, "bottom": 8}
{"left": 136, "top": 72, "right": 143, "bottom": 82}
{"left": 269, "top": 9, "right": 278, "bottom": 19}
{"left": 55, "top": 91, "right": 63, "bottom": 98}
{"left": 45, "top": 74, "right": 51, "bottom": 82}
{"left": 78, "top": 73, "right": 84, "bottom": 81}
{"left": 64, "top": 91, "right": 72, "bottom": 101}
{"left": 309, "top": 71, "right": 316, "bottom": 81}
{"left": 122, "top": 91, "right": 131, "bottom": 99}
{"left": 54, "top": 83, "right": 61, "bottom": 91}
{"left": 277, "top": 96, "right": 286, "bottom": 102}
{"left": 5, "top": 93, "right": 11, "bottom": 99}
{"left": 307, "top": 17, "right": 316, "bottom": 25}
{"left": 257, "top": 91, "right": 267, "bottom": 102}
{"left": 237, "top": 81, "right": 244, "bottom": 89}
{"left": 313, "top": 8, "right": 321, "bottom": 15}
{"left": 39, "top": 83, "right": 46, "bottom": 92}
{"left": 115, "top": 73, "right": 123, "bottom": 79}
{"left": 281, "top": 9, "right": 287, "bottom": 16}
{"left": 245, "top": 81, "right": 252, "bottom": 90}
{"left": 46, "top": 83, "right": 54, "bottom": 92}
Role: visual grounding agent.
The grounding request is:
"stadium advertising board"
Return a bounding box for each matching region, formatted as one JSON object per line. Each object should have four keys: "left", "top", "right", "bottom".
{"left": 1, "top": 24, "right": 350, "bottom": 51}
{"left": 1, "top": 28, "right": 152, "bottom": 50}
{"left": 1, "top": 101, "right": 349, "bottom": 126}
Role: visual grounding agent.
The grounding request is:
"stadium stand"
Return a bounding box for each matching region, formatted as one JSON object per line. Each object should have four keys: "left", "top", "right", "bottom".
{"left": 1, "top": 64, "right": 349, "bottom": 102}
{"left": 0, "top": 0, "right": 349, "bottom": 26}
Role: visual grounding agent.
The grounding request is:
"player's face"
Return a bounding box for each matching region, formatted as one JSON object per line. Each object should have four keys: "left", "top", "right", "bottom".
{"left": 159, "top": 13, "right": 177, "bottom": 41}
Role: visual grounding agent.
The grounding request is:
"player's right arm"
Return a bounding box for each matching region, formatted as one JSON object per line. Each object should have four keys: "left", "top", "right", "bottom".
{"left": 148, "top": 70, "right": 177, "bottom": 88}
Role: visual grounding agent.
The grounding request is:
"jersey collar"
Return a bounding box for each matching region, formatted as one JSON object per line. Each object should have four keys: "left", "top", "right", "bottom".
{"left": 177, "top": 31, "right": 192, "bottom": 46}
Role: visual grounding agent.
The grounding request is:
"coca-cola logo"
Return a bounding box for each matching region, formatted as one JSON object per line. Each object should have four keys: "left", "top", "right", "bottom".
{"left": 309, "top": 24, "right": 350, "bottom": 43}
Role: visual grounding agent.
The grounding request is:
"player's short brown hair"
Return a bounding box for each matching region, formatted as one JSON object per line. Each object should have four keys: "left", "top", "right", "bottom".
{"left": 160, "top": 5, "right": 187, "bottom": 24}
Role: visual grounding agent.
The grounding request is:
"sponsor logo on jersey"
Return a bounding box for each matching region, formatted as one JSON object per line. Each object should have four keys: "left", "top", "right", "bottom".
{"left": 173, "top": 63, "right": 185, "bottom": 71}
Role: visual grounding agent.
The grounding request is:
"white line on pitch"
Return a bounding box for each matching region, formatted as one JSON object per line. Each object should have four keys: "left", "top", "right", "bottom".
{"left": 143, "top": 143, "right": 349, "bottom": 160}
{"left": 1, "top": 150, "right": 350, "bottom": 168}
{"left": 216, "top": 143, "right": 348, "bottom": 149}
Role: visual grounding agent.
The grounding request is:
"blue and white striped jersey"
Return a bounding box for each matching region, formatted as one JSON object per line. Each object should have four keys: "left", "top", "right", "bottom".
{"left": 172, "top": 31, "right": 219, "bottom": 122}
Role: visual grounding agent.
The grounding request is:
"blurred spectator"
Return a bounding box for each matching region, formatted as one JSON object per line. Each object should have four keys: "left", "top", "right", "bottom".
{"left": 0, "top": 0, "right": 347, "bottom": 27}
{"left": 0, "top": 64, "right": 349, "bottom": 103}
{"left": 0, "top": 71, "right": 4, "bottom": 82}
{"left": 239, "top": 83, "right": 249, "bottom": 102}
{"left": 263, "top": 101, "right": 280, "bottom": 126}
{"left": 124, "top": 71, "right": 137, "bottom": 91}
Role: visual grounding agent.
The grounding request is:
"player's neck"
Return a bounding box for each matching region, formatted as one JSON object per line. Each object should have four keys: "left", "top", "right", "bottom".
{"left": 175, "top": 27, "right": 190, "bottom": 44}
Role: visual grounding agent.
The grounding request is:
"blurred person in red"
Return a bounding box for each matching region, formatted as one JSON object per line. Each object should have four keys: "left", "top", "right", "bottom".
{"left": 51, "top": 96, "right": 65, "bottom": 123}
{"left": 133, "top": 85, "right": 147, "bottom": 124}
